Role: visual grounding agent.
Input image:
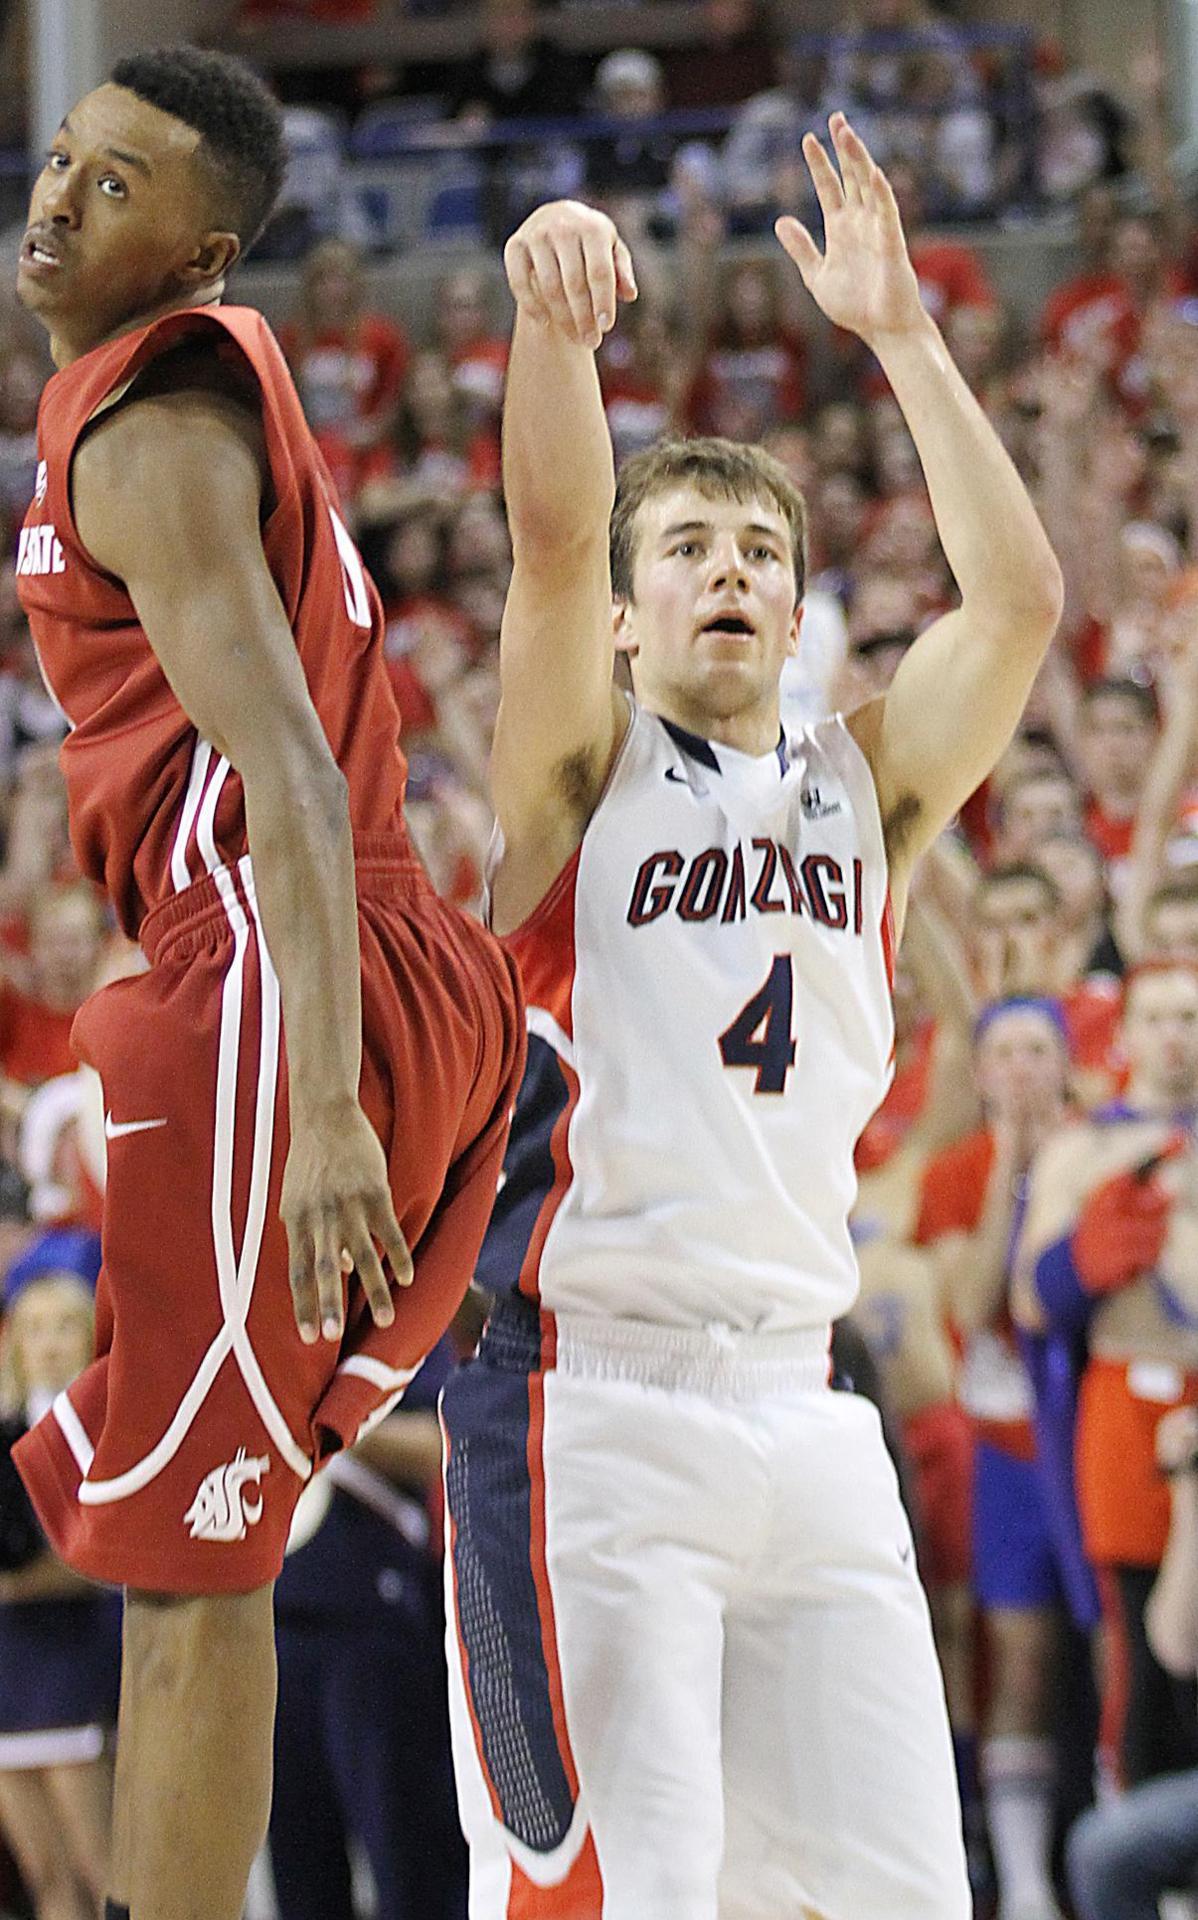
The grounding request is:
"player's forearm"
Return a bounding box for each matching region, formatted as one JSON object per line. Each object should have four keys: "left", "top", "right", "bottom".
{"left": 873, "top": 315, "right": 1062, "bottom": 635}
{"left": 242, "top": 756, "right": 362, "bottom": 1117}
{"left": 503, "top": 309, "right": 614, "bottom": 555}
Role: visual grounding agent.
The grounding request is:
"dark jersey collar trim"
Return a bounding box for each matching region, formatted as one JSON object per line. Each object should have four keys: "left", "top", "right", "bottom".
{"left": 660, "top": 716, "right": 789, "bottom": 776}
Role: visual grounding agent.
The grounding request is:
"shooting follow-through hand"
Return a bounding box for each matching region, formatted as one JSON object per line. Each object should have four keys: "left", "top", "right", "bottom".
{"left": 775, "top": 113, "right": 926, "bottom": 350}
{"left": 504, "top": 200, "right": 638, "bottom": 353}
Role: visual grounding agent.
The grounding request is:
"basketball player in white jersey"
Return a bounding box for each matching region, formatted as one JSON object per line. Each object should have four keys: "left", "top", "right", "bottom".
{"left": 441, "top": 115, "right": 1063, "bottom": 1920}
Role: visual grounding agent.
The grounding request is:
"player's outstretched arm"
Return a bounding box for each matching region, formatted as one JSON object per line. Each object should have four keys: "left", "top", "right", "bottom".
{"left": 777, "top": 115, "right": 1064, "bottom": 905}
{"left": 490, "top": 201, "right": 638, "bottom": 929}
{"left": 72, "top": 389, "right": 410, "bottom": 1346}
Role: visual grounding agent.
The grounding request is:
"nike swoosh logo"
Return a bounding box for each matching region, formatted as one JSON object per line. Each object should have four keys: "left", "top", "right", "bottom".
{"left": 104, "top": 1114, "right": 168, "bottom": 1141}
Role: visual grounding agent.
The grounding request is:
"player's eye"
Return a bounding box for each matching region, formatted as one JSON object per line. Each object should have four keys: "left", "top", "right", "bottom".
{"left": 672, "top": 541, "right": 700, "bottom": 558}
{"left": 98, "top": 175, "right": 127, "bottom": 199}
{"left": 45, "top": 149, "right": 69, "bottom": 171}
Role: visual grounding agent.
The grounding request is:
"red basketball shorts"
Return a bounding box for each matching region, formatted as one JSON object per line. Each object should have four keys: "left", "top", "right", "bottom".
{"left": 15, "top": 845, "right": 524, "bottom": 1595}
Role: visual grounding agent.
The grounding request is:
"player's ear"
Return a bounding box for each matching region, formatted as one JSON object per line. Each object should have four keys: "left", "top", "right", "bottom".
{"left": 181, "top": 230, "right": 241, "bottom": 290}
{"left": 786, "top": 601, "right": 804, "bottom": 660}
{"left": 613, "top": 595, "right": 638, "bottom": 658}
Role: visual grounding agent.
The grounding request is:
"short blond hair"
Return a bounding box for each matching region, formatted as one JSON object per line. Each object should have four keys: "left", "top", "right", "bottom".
{"left": 610, "top": 436, "right": 808, "bottom": 603}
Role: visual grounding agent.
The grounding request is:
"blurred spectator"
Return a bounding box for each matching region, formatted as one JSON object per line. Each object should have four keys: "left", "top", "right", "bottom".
{"left": 659, "top": 0, "right": 778, "bottom": 111}
{"left": 585, "top": 50, "right": 673, "bottom": 211}
{"left": 598, "top": 301, "right": 689, "bottom": 467}
{"left": 0, "top": 575, "right": 67, "bottom": 793}
{"left": 393, "top": 350, "right": 499, "bottom": 495}
{"left": 270, "top": 1343, "right": 465, "bottom": 1920}
{"left": 687, "top": 259, "right": 806, "bottom": 441}
{"left": 0, "top": 881, "right": 107, "bottom": 1098}
{"left": 1034, "top": 71, "right": 1132, "bottom": 207}
{"left": 433, "top": 269, "right": 509, "bottom": 477}
{"left": 970, "top": 864, "right": 1121, "bottom": 1094}
{"left": 826, "top": 0, "right": 966, "bottom": 112}
{"left": 1076, "top": 678, "right": 1160, "bottom": 875}
{"left": 992, "top": 764, "right": 1084, "bottom": 865}
{"left": 0, "top": 1227, "right": 118, "bottom": 1920}
{"left": 1021, "top": 962, "right": 1198, "bottom": 1789}
{"left": 279, "top": 240, "right": 410, "bottom": 505}
{"left": 1039, "top": 184, "right": 1123, "bottom": 359}
{"left": 721, "top": 42, "right": 827, "bottom": 233}
{"left": 878, "top": 44, "right": 997, "bottom": 218}
{"left": 369, "top": 504, "right": 476, "bottom": 740}
{"left": 888, "top": 159, "right": 998, "bottom": 331}
{"left": 1066, "top": 1404, "right": 1198, "bottom": 1920}
{"left": 1035, "top": 832, "right": 1122, "bottom": 982}
{"left": 917, "top": 997, "right": 1075, "bottom": 1920}
{"left": 446, "top": 0, "right": 584, "bottom": 125}
{"left": 0, "top": 351, "right": 40, "bottom": 533}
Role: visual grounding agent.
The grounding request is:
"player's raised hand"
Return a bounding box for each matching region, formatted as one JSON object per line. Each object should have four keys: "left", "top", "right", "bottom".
{"left": 775, "top": 113, "right": 925, "bottom": 348}
{"left": 504, "top": 200, "right": 637, "bottom": 353}
{"left": 281, "top": 1100, "right": 414, "bottom": 1345}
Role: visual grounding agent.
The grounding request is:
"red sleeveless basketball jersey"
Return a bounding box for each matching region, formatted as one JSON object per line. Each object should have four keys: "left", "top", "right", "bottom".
{"left": 15, "top": 304, "right": 410, "bottom": 937}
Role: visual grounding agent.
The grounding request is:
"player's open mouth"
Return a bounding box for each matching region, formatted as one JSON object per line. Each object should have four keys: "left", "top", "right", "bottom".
{"left": 20, "top": 233, "right": 64, "bottom": 272}
{"left": 700, "top": 614, "right": 755, "bottom": 636}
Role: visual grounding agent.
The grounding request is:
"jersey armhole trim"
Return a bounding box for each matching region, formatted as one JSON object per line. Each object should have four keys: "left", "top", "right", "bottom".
{"left": 496, "top": 690, "right": 638, "bottom": 943}
{"left": 64, "top": 310, "right": 292, "bottom": 581}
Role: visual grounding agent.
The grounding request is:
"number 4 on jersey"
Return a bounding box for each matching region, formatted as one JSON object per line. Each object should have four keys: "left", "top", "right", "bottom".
{"left": 718, "top": 955, "right": 796, "bottom": 1094}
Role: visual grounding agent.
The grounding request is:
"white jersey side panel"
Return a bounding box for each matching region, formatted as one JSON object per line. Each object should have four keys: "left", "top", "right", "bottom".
{"left": 483, "top": 701, "right": 895, "bottom": 1332}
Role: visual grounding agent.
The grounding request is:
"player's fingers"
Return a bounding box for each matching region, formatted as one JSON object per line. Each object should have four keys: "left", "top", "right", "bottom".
{"left": 345, "top": 1211, "right": 396, "bottom": 1330}
{"left": 527, "top": 234, "right": 585, "bottom": 343}
{"left": 802, "top": 130, "right": 845, "bottom": 223}
{"left": 369, "top": 1189, "right": 415, "bottom": 1291}
{"left": 828, "top": 113, "right": 864, "bottom": 207}
{"left": 556, "top": 230, "right": 603, "bottom": 346}
{"left": 774, "top": 216, "right": 822, "bottom": 286}
{"left": 286, "top": 1222, "right": 320, "bottom": 1346}
{"left": 614, "top": 237, "right": 638, "bottom": 304}
{"left": 870, "top": 156, "right": 906, "bottom": 240}
{"left": 504, "top": 237, "right": 553, "bottom": 328}
{"left": 314, "top": 1209, "right": 345, "bottom": 1341}
{"left": 580, "top": 226, "right": 618, "bottom": 340}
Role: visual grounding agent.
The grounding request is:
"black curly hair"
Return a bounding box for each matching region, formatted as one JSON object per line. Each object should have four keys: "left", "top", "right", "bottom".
{"left": 110, "top": 45, "right": 285, "bottom": 254}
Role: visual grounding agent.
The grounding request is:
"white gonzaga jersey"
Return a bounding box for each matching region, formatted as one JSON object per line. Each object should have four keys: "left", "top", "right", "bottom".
{"left": 477, "top": 699, "right": 896, "bottom": 1331}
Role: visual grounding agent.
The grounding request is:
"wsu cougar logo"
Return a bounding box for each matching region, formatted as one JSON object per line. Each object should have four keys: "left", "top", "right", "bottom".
{"left": 184, "top": 1448, "right": 269, "bottom": 1542}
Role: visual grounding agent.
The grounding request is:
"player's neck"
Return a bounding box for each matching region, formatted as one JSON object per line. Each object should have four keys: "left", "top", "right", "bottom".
{"left": 49, "top": 282, "right": 225, "bottom": 369}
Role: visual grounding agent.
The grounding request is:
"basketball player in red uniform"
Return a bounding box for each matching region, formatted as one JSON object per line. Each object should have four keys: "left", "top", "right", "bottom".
{"left": 11, "top": 46, "right": 524, "bottom": 1920}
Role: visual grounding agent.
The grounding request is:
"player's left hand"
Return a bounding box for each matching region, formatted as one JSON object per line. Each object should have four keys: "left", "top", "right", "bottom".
{"left": 281, "top": 1099, "right": 414, "bottom": 1345}
{"left": 775, "top": 113, "right": 926, "bottom": 348}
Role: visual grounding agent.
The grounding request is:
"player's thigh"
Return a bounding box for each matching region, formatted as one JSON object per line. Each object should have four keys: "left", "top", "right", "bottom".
{"left": 443, "top": 1360, "right": 733, "bottom": 1919}
{"left": 43, "top": 1755, "right": 112, "bottom": 1894}
{"left": 0, "top": 1767, "right": 76, "bottom": 1899}
{"left": 719, "top": 1391, "right": 970, "bottom": 1920}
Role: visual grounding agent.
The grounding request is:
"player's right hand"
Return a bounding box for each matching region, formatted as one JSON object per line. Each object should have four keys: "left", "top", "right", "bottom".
{"left": 504, "top": 201, "right": 637, "bottom": 353}
{"left": 281, "top": 1099, "right": 413, "bottom": 1345}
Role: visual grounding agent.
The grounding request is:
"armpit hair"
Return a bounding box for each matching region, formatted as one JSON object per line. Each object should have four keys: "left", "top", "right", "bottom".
{"left": 553, "top": 745, "right": 604, "bottom": 821}
{"left": 883, "top": 790, "right": 923, "bottom": 863}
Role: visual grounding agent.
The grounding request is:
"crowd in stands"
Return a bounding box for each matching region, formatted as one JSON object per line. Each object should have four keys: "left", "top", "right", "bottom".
{"left": 1, "top": 5, "right": 1198, "bottom": 1916}
{"left": 224, "top": 0, "right": 1146, "bottom": 256}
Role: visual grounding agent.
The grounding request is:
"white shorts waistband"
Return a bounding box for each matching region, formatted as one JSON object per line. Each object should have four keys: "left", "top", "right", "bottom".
{"left": 551, "top": 1312, "right": 832, "bottom": 1399}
